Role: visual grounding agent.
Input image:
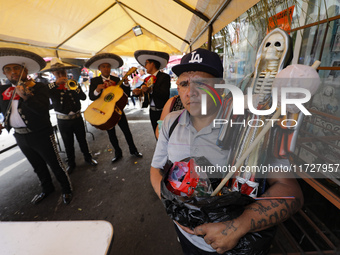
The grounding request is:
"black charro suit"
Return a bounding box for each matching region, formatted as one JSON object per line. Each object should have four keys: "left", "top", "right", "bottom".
{"left": 144, "top": 71, "right": 170, "bottom": 132}
{"left": 48, "top": 82, "right": 92, "bottom": 167}
{"left": 0, "top": 83, "right": 72, "bottom": 194}
{"left": 89, "top": 75, "right": 138, "bottom": 157}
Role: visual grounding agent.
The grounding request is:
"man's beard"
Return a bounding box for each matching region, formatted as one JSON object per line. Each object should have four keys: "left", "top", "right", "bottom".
{"left": 9, "top": 77, "right": 26, "bottom": 85}
{"left": 9, "top": 78, "right": 18, "bottom": 85}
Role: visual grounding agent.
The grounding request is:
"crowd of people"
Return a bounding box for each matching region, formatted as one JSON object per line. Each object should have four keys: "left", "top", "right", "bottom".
{"left": 0, "top": 43, "right": 304, "bottom": 254}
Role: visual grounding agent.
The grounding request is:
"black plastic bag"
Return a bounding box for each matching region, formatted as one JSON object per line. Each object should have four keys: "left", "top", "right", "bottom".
{"left": 160, "top": 158, "right": 276, "bottom": 255}
{"left": 161, "top": 180, "right": 255, "bottom": 229}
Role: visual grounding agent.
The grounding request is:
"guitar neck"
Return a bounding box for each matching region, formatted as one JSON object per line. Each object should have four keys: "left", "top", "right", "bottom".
{"left": 116, "top": 78, "right": 124, "bottom": 87}
{"left": 108, "top": 67, "right": 137, "bottom": 87}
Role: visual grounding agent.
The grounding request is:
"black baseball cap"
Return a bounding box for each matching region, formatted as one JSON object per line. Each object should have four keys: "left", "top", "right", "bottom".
{"left": 172, "top": 48, "right": 223, "bottom": 78}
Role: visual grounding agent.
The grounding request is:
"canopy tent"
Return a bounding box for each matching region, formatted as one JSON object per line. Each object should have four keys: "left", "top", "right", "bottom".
{"left": 168, "top": 55, "right": 183, "bottom": 65}
{"left": 0, "top": 0, "right": 260, "bottom": 58}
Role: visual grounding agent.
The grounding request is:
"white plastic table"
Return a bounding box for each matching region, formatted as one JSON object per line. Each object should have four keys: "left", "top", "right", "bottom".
{"left": 0, "top": 220, "right": 114, "bottom": 255}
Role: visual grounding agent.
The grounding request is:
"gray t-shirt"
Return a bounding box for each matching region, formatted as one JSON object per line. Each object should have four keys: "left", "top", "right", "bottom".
{"left": 151, "top": 109, "right": 289, "bottom": 252}
{"left": 152, "top": 110, "right": 229, "bottom": 170}
{"left": 152, "top": 109, "right": 228, "bottom": 252}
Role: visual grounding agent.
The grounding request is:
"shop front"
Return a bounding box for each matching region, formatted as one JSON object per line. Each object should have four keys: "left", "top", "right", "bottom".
{"left": 211, "top": 0, "right": 340, "bottom": 253}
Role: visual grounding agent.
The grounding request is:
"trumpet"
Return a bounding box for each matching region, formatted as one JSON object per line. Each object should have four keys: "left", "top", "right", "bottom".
{"left": 65, "top": 79, "right": 78, "bottom": 90}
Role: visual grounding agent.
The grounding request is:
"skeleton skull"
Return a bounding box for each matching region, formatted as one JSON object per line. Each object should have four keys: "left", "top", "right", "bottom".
{"left": 263, "top": 33, "right": 285, "bottom": 61}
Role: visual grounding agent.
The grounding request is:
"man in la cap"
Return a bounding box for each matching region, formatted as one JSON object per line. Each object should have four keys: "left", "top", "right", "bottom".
{"left": 133, "top": 50, "right": 171, "bottom": 135}
{"left": 150, "top": 48, "right": 303, "bottom": 254}
{"left": 0, "top": 48, "right": 72, "bottom": 205}
{"left": 42, "top": 58, "right": 98, "bottom": 174}
{"left": 85, "top": 53, "right": 142, "bottom": 163}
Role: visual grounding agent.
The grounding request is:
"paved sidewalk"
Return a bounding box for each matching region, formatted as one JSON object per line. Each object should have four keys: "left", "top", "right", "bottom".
{"left": 0, "top": 101, "right": 182, "bottom": 255}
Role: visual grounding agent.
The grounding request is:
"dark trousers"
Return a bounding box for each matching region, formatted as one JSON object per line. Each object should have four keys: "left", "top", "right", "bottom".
{"left": 130, "top": 96, "right": 136, "bottom": 106}
{"left": 14, "top": 127, "right": 72, "bottom": 194}
{"left": 57, "top": 116, "right": 91, "bottom": 166}
{"left": 106, "top": 112, "right": 137, "bottom": 156}
{"left": 149, "top": 108, "right": 162, "bottom": 133}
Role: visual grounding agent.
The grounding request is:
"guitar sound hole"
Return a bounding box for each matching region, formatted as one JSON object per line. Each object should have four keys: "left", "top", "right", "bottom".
{"left": 104, "top": 93, "right": 115, "bottom": 102}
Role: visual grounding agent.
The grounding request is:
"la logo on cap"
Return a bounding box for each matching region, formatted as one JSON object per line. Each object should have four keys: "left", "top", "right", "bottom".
{"left": 188, "top": 51, "right": 202, "bottom": 63}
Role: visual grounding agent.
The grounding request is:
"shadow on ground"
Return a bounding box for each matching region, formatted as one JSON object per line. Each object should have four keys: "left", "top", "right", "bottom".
{"left": 0, "top": 106, "right": 182, "bottom": 255}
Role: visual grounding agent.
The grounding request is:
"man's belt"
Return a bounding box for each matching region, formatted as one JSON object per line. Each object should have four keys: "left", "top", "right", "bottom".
{"left": 14, "top": 127, "right": 32, "bottom": 134}
{"left": 56, "top": 112, "right": 81, "bottom": 120}
{"left": 150, "top": 106, "right": 163, "bottom": 111}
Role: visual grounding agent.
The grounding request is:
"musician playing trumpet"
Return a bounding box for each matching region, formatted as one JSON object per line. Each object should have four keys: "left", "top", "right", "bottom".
{"left": 43, "top": 58, "right": 98, "bottom": 174}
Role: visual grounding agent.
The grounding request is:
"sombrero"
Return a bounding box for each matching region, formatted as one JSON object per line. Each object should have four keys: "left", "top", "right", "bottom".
{"left": 0, "top": 48, "right": 46, "bottom": 78}
{"left": 41, "top": 58, "right": 79, "bottom": 72}
{"left": 84, "top": 53, "right": 123, "bottom": 70}
{"left": 134, "top": 50, "right": 169, "bottom": 69}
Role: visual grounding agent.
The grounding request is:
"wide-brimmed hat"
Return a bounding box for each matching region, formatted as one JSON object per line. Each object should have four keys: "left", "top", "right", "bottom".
{"left": 134, "top": 50, "right": 169, "bottom": 69}
{"left": 41, "top": 58, "right": 79, "bottom": 72}
{"left": 84, "top": 53, "right": 123, "bottom": 70}
{"left": 0, "top": 48, "right": 46, "bottom": 78}
{"left": 172, "top": 48, "right": 223, "bottom": 78}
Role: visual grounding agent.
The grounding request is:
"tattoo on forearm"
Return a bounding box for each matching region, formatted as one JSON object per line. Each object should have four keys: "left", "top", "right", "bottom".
{"left": 221, "top": 220, "right": 237, "bottom": 236}
{"left": 247, "top": 198, "right": 301, "bottom": 231}
{"left": 269, "top": 200, "right": 279, "bottom": 208}
{"left": 197, "top": 227, "right": 204, "bottom": 233}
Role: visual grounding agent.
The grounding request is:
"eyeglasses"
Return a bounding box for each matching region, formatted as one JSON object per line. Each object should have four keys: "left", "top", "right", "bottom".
{"left": 3, "top": 65, "right": 23, "bottom": 73}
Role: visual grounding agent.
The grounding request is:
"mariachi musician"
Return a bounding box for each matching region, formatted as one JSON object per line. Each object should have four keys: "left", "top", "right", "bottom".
{"left": 85, "top": 53, "right": 142, "bottom": 163}
{"left": 42, "top": 58, "right": 98, "bottom": 174}
{"left": 0, "top": 48, "right": 72, "bottom": 205}
{"left": 132, "top": 50, "right": 171, "bottom": 135}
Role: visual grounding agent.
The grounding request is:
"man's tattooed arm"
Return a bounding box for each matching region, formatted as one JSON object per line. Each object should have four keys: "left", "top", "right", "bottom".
{"left": 243, "top": 179, "right": 303, "bottom": 232}
{"left": 247, "top": 197, "right": 302, "bottom": 231}
{"left": 192, "top": 177, "right": 303, "bottom": 253}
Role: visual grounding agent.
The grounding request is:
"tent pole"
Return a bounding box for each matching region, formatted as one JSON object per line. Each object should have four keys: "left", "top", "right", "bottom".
{"left": 189, "top": 0, "right": 232, "bottom": 49}
{"left": 120, "top": 3, "right": 190, "bottom": 46}
{"left": 207, "top": 24, "right": 212, "bottom": 51}
{"left": 56, "top": 2, "right": 117, "bottom": 49}
{"left": 172, "top": 0, "right": 209, "bottom": 22}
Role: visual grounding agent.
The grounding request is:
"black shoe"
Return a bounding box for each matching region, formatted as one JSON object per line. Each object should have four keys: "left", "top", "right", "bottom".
{"left": 62, "top": 193, "right": 73, "bottom": 204}
{"left": 85, "top": 157, "right": 98, "bottom": 166}
{"left": 111, "top": 155, "right": 122, "bottom": 163}
{"left": 131, "top": 151, "right": 143, "bottom": 158}
{"left": 66, "top": 164, "right": 76, "bottom": 174}
{"left": 31, "top": 189, "right": 55, "bottom": 204}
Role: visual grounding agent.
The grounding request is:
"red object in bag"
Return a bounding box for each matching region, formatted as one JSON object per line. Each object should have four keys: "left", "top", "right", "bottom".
{"left": 167, "top": 159, "right": 200, "bottom": 196}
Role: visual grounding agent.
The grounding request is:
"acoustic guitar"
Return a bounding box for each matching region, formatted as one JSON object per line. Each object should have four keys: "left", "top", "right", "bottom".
{"left": 84, "top": 67, "right": 137, "bottom": 130}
